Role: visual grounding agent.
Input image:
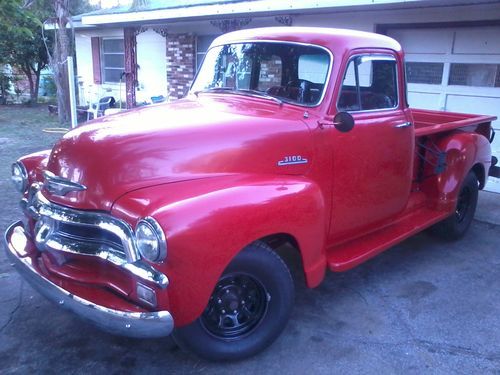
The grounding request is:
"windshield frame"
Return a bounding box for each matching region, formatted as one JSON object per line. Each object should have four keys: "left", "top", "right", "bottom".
{"left": 189, "top": 39, "right": 334, "bottom": 108}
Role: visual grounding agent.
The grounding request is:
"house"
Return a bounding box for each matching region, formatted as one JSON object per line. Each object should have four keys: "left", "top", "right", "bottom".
{"left": 73, "top": 0, "right": 500, "bottom": 116}
{"left": 73, "top": 0, "right": 500, "bottom": 123}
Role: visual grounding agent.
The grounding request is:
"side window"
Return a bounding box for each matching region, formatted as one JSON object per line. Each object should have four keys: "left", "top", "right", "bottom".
{"left": 338, "top": 55, "right": 398, "bottom": 111}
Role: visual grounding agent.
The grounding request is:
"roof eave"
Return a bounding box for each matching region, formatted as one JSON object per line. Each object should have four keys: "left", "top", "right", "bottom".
{"left": 81, "top": 0, "right": 423, "bottom": 26}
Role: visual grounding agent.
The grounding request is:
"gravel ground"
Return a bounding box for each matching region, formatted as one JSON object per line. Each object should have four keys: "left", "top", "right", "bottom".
{"left": 1, "top": 105, "right": 500, "bottom": 374}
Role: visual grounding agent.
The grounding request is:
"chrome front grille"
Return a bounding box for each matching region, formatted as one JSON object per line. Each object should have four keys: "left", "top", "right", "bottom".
{"left": 21, "top": 185, "right": 168, "bottom": 288}
{"left": 27, "top": 189, "right": 138, "bottom": 262}
{"left": 57, "top": 222, "right": 125, "bottom": 253}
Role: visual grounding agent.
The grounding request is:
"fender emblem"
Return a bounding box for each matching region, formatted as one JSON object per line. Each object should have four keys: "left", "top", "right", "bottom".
{"left": 43, "top": 170, "right": 87, "bottom": 196}
{"left": 277, "top": 156, "right": 308, "bottom": 166}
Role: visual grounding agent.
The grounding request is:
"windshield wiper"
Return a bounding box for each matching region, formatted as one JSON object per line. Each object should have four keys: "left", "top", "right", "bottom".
{"left": 193, "top": 87, "right": 235, "bottom": 97}
{"left": 237, "top": 89, "right": 283, "bottom": 105}
{"left": 194, "top": 87, "right": 283, "bottom": 105}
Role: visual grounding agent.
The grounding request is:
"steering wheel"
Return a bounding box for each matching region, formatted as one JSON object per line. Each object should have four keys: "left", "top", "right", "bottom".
{"left": 286, "top": 79, "right": 313, "bottom": 104}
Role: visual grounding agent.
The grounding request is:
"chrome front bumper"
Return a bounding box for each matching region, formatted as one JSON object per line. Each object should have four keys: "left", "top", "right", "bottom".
{"left": 4, "top": 221, "right": 174, "bottom": 338}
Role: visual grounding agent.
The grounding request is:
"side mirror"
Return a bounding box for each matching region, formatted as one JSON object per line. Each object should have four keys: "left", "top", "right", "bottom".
{"left": 333, "top": 112, "right": 355, "bottom": 133}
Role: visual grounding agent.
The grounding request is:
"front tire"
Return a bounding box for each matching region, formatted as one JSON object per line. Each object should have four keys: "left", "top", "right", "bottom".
{"left": 173, "top": 242, "right": 294, "bottom": 361}
{"left": 430, "top": 171, "right": 479, "bottom": 240}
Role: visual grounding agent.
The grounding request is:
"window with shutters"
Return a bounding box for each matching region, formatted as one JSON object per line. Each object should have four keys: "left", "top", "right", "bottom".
{"left": 101, "top": 38, "right": 125, "bottom": 83}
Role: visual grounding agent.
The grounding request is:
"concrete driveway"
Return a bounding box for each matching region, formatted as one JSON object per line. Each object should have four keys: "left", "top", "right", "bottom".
{"left": 1, "top": 108, "right": 500, "bottom": 374}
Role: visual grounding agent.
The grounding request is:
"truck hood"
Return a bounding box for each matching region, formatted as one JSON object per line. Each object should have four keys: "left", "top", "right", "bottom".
{"left": 45, "top": 96, "right": 314, "bottom": 211}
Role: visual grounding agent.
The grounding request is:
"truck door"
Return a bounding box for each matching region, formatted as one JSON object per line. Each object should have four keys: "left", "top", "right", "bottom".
{"left": 328, "top": 53, "right": 414, "bottom": 241}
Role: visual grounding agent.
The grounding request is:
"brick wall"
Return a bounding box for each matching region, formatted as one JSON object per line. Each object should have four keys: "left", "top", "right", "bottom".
{"left": 166, "top": 33, "right": 195, "bottom": 100}
{"left": 258, "top": 56, "right": 283, "bottom": 91}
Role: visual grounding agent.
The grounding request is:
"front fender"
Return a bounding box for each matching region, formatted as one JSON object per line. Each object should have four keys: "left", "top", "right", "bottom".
{"left": 112, "top": 174, "right": 327, "bottom": 326}
{"left": 18, "top": 150, "right": 51, "bottom": 187}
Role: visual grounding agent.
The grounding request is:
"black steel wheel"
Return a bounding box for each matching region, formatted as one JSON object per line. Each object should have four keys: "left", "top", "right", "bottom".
{"left": 173, "top": 242, "right": 294, "bottom": 361}
{"left": 430, "top": 171, "right": 479, "bottom": 240}
{"left": 201, "top": 274, "right": 268, "bottom": 340}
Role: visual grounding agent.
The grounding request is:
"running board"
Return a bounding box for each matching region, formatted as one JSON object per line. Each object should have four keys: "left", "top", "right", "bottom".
{"left": 326, "top": 207, "right": 450, "bottom": 272}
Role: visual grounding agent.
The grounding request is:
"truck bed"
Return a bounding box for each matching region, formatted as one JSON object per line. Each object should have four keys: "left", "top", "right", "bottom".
{"left": 410, "top": 108, "right": 496, "bottom": 137}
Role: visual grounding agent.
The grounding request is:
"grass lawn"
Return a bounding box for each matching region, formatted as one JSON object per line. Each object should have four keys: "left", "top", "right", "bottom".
{"left": 0, "top": 104, "right": 68, "bottom": 206}
{"left": 0, "top": 103, "right": 67, "bottom": 152}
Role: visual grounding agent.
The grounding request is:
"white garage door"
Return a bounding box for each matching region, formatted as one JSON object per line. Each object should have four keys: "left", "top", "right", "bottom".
{"left": 388, "top": 26, "right": 500, "bottom": 193}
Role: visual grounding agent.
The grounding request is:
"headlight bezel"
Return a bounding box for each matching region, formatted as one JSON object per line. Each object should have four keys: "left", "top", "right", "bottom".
{"left": 11, "top": 161, "right": 28, "bottom": 193}
{"left": 135, "top": 217, "right": 167, "bottom": 263}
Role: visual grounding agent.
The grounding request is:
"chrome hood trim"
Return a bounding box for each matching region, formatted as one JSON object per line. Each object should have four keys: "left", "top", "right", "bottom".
{"left": 43, "top": 170, "right": 87, "bottom": 196}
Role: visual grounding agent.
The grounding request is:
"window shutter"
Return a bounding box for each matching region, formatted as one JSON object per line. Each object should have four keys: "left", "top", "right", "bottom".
{"left": 91, "top": 37, "right": 102, "bottom": 84}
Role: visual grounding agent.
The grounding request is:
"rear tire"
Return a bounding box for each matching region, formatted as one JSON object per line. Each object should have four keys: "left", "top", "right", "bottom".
{"left": 430, "top": 171, "right": 479, "bottom": 240}
{"left": 173, "top": 242, "right": 294, "bottom": 361}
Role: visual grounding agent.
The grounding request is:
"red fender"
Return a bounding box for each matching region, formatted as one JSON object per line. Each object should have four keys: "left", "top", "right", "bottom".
{"left": 422, "top": 132, "right": 491, "bottom": 211}
{"left": 112, "top": 174, "right": 327, "bottom": 326}
{"left": 19, "top": 150, "right": 51, "bottom": 188}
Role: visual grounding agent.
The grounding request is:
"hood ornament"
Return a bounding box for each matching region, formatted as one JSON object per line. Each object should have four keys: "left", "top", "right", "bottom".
{"left": 42, "top": 170, "right": 87, "bottom": 196}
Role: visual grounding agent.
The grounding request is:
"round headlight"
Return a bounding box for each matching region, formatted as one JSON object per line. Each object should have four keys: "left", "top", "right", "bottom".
{"left": 135, "top": 217, "right": 167, "bottom": 262}
{"left": 11, "top": 161, "right": 28, "bottom": 193}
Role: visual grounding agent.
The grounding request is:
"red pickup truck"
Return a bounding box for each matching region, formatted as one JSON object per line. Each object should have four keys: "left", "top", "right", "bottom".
{"left": 5, "top": 27, "right": 499, "bottom": 361}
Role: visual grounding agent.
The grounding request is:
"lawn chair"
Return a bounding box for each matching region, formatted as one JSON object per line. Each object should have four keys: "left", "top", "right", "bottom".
{"left": 86, "top": 96, "right": 115, "bottom": 121}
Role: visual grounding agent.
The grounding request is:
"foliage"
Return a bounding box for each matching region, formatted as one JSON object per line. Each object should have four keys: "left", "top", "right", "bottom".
{"left": 0, "top": 0, "right": 53, "bottom": 103}
{"left": 0, "top": 0, "right": 95, "bottom": 108}
{"left": 40, "top": 74, "right": 56, "bottom": 96}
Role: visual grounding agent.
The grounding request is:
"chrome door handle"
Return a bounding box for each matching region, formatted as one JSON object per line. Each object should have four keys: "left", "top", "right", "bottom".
{"left": 394, "top": 122, "right": 412, "bottom": 128}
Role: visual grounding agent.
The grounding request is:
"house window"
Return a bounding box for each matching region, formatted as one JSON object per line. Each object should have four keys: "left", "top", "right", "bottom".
{"left": 448, "top": 63, "right": 500, "bottom": 87}
{"left": 406, "top": 62, "right": 444, "bottom": 85}
{"left": 101, "top": 38, "right": 125, "bottom": 83}
{"left": 196, "top": 35, "right": 218, "bottom": 71}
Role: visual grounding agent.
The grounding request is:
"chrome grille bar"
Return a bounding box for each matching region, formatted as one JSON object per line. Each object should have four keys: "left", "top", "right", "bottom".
{"left": 23, "top": 187, "right": 168, "bottom": 289}
{"left": 31, "top": 191, "right": 138, "bottom": 262}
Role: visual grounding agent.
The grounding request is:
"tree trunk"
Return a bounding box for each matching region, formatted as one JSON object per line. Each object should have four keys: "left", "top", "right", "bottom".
{"left": 51, "top": 0, "right": 72, "bottom": 124}
{"left": 33, "top": 66, "right": 42, "bottom": 101}
{"left": 22, "top": 65, "right": 36, "bottom": 103}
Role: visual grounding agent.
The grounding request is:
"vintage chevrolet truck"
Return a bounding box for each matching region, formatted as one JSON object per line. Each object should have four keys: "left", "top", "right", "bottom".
{"left": 5, "top": 27, "right": 500, "bottom": 360}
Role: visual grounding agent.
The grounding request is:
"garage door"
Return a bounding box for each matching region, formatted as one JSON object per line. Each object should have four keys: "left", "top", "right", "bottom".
{"left": 388, "top": 26, "right": 500, "bottom": 193}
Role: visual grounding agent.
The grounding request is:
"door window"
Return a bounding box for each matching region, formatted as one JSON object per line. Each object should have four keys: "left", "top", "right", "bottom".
{"left": 338, "top": 55, "right": 398, "bottom": 111}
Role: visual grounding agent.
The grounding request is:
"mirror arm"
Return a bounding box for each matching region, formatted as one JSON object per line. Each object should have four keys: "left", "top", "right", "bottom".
{"left": 317, "top": 116, "right": 335, "bottom": 129}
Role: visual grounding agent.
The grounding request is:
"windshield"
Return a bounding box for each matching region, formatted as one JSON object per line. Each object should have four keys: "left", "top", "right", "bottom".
{"left": 191, "top": 42, "right": 331, "bottom": 106}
